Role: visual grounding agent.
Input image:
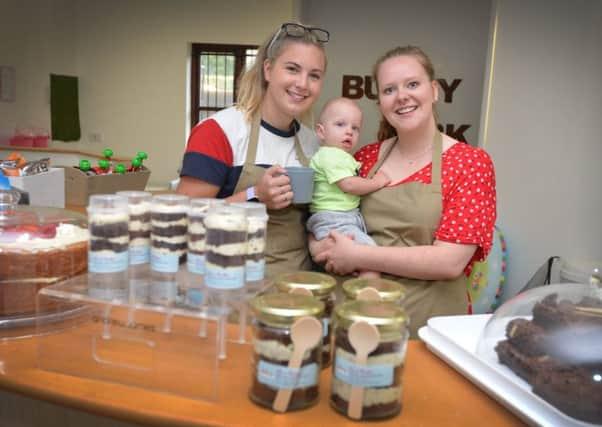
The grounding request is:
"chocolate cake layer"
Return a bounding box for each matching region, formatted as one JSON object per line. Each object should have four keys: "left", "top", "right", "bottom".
{"left": 90, "top": 240, "right": 129, "bottom": 252}
{"left": 130, "top": 213, "right": 151, "bottom": 222}
{"left": 90, "top": 222, "right": 129, "bottom": 238}
{"left": 533, "top": 366, "right": 602, "bottom": 424}
{"left": 151, "top": 225, "right": 188, "bottom": 236}
{"left": 130, "top": 231, "right": 151, "bottom": 240}
{"left": 151, "top": 212, "right": 187, "bottom": 222}
{"left": 205, "top": 231, "right": 248, "bottom": 245}
{"left": 330, "top": 394, "right": 401, "bottom": 420}
{"left": 246, "top": 253, "right": 264, "bottom": 262}
{"left": 248, "top": 229, "right": 265, "bottom": 239}
{"left": 188, "top": 249, "right": 204, "bottom": 256}
{"left": 505, "top": 319, "right": 546, "bottom": 357}
{"left": 495, "top": 341, "right": 550, "bottom": 383}
{"left": 151, "top": 241, "right": 187, "bottom": 251}
{"left": 205, "top": 252, "right": 245, "bottom": 266}
{"left": 188, "top": 234, "right": 206, "bottom": 242}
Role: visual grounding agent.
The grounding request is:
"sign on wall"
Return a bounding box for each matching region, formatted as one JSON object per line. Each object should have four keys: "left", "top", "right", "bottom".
{"left": 341, "top": 74, "right": 470, "bottom": 143}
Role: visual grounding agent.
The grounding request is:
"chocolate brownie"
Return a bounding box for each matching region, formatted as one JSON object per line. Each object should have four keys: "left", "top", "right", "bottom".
{"left": 496, "top": 293, "right": 602, "bottom": 423}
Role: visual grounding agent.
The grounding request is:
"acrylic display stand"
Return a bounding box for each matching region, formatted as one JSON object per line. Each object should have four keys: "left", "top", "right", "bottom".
{"left": 35, "top": 265, "right": 269, "bottom": 402}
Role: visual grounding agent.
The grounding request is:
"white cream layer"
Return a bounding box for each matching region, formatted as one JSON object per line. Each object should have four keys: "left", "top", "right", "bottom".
{"left": 188, "top": 222, "right": 206, "bottom": 234}
{"left": 206, "top": 242, "right": 247, "bottom": 256}
{"left": 151, "top": 204, "right": 189, "bottom": 214}
{"left": 151, "top": 235, "right": 188, "bottom": 244}
{"left": 1, "top": 223, "right": 89, "bottom": 251}
{"left": 332, "top": 378, "right": 401, "bottom": 406}
{"left": 128, "top": 201, "right": 151, "bottom": 216}
{"left": 89, "top": 212, "right": 129, "bottom": 224}
{"left": 253, "top": 339, "right": 317, "bottom": 362}
{"left": 151, "top": 217, "right": 188, "bottom": 228}
{"left": 247, "top": 237, "right": 266, "bottom": 254}
{"left": 204, "top": 215, "right": 247, "bottom": 232}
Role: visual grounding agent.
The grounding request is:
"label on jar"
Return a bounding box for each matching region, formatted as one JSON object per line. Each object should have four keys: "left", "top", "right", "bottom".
{"left": 151, "top": 251, "right": 180, "bottom": 273}
{"left": 334, "top": 357, "right": 394, "bottom": 387}
{"left": 245, "top": 259, "right": 265, "bottom": 282}
{"left": 187, "top": 253, "right": 205, "bottom": 274}
{"left": 205, "top": 265, "right": 244, "bottom": 289}
{"left": 129, "top": 245, "right": 150, "bottom": 265}
{"left": 257, "top": 360, "right": 318, "bottom": 389}
{"left": 322, "top": 317, "right": 329, "bottom": 338}
{"left": 89, "top": 251, "right": 129, "bottom": 273}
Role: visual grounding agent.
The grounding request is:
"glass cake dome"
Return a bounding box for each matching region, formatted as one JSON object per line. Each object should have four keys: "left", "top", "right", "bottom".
{"left": 475, "top": 282, "right": 602, "bottom": 424}
{"left": 0, "top": 186, "right": 89, "bottom": 339}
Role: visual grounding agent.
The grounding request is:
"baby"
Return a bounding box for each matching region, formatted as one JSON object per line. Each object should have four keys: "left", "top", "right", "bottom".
{"left": 307, "top": 97, "right": 390, "bottom": 277}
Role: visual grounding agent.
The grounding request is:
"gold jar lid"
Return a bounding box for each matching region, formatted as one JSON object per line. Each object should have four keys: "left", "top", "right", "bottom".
{"left": 250, "top": 293, "right": 325, "bottom": 327}
{"left": 275, "top": 271, "right": 336, "bottom": 297}
{"left": 342, "top": 278, "right": 406, "bottom": 303}
{"left": 335, "top": 300, "right": 408, "bottom": 341}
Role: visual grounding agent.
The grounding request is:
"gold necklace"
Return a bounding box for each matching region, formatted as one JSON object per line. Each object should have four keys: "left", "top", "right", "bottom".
{"left": 399, "top": 143, "right": 433, "bottom": 165}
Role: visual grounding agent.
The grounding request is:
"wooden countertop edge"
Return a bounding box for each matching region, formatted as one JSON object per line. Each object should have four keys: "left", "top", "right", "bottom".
{"left": 0, "top": 145, "right": 130, "bottom": 162}
{"left": 0, "top": 369, "right": 218, "bottom": 427}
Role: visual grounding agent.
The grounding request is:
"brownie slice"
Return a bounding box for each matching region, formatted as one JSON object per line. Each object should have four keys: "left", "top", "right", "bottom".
{"left": 533, "top": 364, "right": 602, "bottom": 424}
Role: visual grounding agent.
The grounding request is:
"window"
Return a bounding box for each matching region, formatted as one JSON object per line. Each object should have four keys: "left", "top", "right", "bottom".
{"left": 190, "top": 43, "right": 258, "bottom": 129}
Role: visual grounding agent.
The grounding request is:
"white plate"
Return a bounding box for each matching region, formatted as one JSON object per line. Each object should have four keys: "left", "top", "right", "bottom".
{"left": 418, "top": 315, "right": 600, "bottom": 427}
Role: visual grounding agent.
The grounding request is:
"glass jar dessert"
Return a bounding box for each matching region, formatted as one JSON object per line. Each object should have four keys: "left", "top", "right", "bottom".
{"left": 330, "top": 300, "right": 409, "bottom": 420}
{"left": 249, "top": 292, "right": 325, "bottom": 412}
{"left": 342, "top": 278, "right": 406, "bottom": 306}
{"left": 275, "top": 271, "right": 337, "bottom": 367}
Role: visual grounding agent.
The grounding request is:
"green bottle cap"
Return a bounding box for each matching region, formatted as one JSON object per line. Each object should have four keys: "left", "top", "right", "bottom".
{"left": 115, "top": 164, "right": 126, "bottom": 174}
{"left": 103, "top": 148, "right": 114, "bottom": 158}
{"left": 98, "top": 159, "right": 110, "bottom": 170}
{"left": 79, "top": 159, "right": 91, "bottom": 171}
{"left": 136, "top": 151, "right": 148, "bottom": 160}
{"left": 131, "top": 157, "right": 142, "bottom": 168}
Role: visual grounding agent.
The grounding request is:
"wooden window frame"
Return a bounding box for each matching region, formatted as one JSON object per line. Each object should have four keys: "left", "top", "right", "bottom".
{"left": 190, "top": 43, "right": 258, "bottom": 129}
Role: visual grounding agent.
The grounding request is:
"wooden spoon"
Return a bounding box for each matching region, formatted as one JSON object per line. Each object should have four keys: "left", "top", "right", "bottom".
{"left": 272, "top": 316, "right": 323, "bottom": 412}
{"left": 347, "top": 320, "right": 380, "bottom": 420}
{"left": 356, "top": 287, "right": 381, "bottom": 301}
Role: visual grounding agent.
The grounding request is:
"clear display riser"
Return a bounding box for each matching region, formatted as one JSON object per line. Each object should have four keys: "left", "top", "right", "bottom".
{"left": 35, "top": 265, "right": 272, "bottom": 402}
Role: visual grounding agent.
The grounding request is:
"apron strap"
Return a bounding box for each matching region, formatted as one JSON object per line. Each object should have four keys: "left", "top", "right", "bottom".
{"left": 430, "top": 131, "right": 443, "bottom": 194}
{"left": 246, "top": 113, "right": 308, "bottom": 167}
{"left": 246, "top": 113, "right": 261, "bottom": 166}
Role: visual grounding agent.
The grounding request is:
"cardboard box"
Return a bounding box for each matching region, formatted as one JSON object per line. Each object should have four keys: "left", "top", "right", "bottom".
{"left": 8, "top": 167, "right": 65, "bottom": 208}
{"left": 61, "top": 166, "right": 151, "bottom": 206}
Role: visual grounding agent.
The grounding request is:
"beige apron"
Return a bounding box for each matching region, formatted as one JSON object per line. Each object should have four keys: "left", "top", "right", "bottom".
{"left": 362, "top": 132, "right": 468, "bottom": 338}
{"left": 233, "top": 114, "right": 312, "bottom": 279}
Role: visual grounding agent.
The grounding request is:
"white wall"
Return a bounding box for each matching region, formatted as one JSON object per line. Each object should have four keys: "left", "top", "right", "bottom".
{"left": 0, "top": 0, "right": 294, "bottom": 187}
{"left": 301, "top": 0, "right": 491, "bottom": 146}
{"left": 482, "top": 0, "right": 602, "bottom": 299}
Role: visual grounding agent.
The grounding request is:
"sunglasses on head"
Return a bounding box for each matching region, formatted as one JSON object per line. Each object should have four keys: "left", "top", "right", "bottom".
{"left": 266, "top": 23, "right": 330, "bottom": 55}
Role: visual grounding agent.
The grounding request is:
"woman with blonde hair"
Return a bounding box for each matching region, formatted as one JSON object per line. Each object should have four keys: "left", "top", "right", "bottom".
{"left": 177, "top": 22, "right": 329, "bottom": 277}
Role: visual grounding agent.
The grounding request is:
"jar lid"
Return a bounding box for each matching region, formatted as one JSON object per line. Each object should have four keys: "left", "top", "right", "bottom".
{"left": 250, "top": 293, "right": 325, "bottom": 327}
{"left": 335, "top": 300, "right": 408, "bottom": 340}
{"left": 275, "top": 271, "right": 336, "bottom": 297}
{"left": 342, "top": 278, "right": 406, "bottom": 303}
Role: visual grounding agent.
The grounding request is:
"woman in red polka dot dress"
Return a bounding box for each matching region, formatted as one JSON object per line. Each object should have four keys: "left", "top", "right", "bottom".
{"left": 313, "top": 46, "right": 497, "bottom": 337}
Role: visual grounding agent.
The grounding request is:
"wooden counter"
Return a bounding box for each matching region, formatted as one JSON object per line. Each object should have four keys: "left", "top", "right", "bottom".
{"left": 0, "top": 332, "right": 526, "bottom": 427}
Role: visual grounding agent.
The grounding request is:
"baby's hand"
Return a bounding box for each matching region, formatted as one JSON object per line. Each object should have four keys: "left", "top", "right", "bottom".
{"left": 373, "top": 170, "right": 391, "bottom": 187}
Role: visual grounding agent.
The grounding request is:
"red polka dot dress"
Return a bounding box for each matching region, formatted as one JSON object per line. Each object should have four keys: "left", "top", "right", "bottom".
{"left": 355, "top": 141, "right": 497, "bottom": 276}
